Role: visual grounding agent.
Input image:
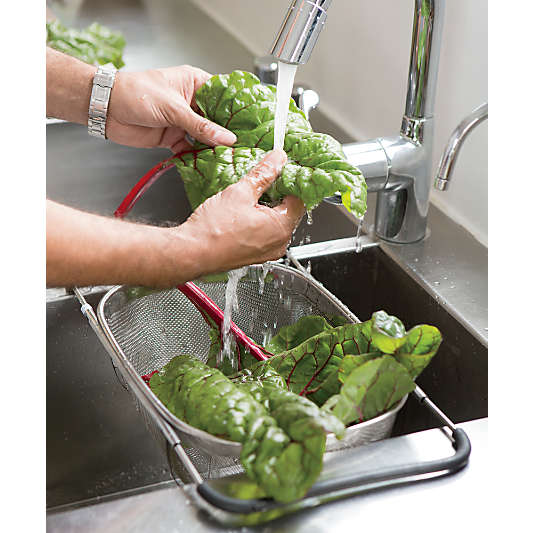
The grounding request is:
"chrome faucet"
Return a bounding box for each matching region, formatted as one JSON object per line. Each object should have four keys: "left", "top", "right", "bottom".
{"left": 434, "top": 103, "right": 488, "bottom": 191}
{"left": 267, "top": 0, "right": 453, "bottom": 244}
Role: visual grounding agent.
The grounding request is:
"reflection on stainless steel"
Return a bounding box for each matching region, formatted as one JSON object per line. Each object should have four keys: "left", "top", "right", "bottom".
{"left": 323, "top": 1, "right": 447, "bottom": 244}
{"left": 253, "top": 55, "right": 279, "bottom": 85}
{"left": 434, "top": 103, "right": 488, "bottom": 191}
{"left": 270, "top": 0, "right": 332, "bottom": 65}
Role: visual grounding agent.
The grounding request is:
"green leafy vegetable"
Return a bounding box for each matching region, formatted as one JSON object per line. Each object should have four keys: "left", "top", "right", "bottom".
{"left": 254, "top": 320, "right": 382, "bottom": 406}
{"left": 149, "top": 311, "right": 442, "bottom": 502}
{"left": 171, "top": 71, "right": 366, "bottom": 217}
{"left": 46, "top": 19, "right": 126, "bottom": 69}
{"left": 150, "top": 355, "right": 343, "bottom": 502}
{"left": 252, "top": 311, "right": 441, "bottom": 412}
{"left": 321, "top": 355, "right": 415, "bottom": 425}
{"left": 265, "top": 315, "right": 332, "bottom": 354}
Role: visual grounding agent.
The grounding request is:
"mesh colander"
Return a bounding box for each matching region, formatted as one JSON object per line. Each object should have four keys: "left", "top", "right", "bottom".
{"left": 94, "top": 263, "right": 405, "bottom": 467}
{"left": 72, "top": 258, "right": 471, "bottom": 519}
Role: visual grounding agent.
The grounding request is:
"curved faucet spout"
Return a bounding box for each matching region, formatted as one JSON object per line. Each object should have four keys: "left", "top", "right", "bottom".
{"left": 434, "top": 103, "right": 488, "bottom": 192}
{"left": 271, "top": 0, "right": 446, "bottom": 243}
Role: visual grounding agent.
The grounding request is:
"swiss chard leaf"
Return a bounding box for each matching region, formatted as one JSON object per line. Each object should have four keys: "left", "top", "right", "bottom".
{"left": 394, "top": 324, "right": 442, "bottom": 378}
{"left": 255, "top": 321, "right": 381, "bottom": 406}
{"left": 252, "top": 311, "right": 441, "bottom": 406}
{"left": 171, "top": 71, "right": 366, "bottom": 217}
{"left": 265, "top": 315, "right": 333, "bottom": 354}
{"left": 46, "top": 19, "right": 126, "bottom": 69}
{"left": 150, "top": 355, "right": 344, "bottom": 503}
{"left": 321, "top": 355, "right": 415, "bottom": 425}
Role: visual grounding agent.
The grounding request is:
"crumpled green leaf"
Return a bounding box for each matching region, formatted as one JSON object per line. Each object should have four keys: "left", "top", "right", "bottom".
{"left": 171, "top": 71, "right": 366, "bottom": 217}
{"left": 46, "top": 19, "right": 126, "bottom": 69}
{"left": 150, "top": 355, "right": 343, "bottom": 503}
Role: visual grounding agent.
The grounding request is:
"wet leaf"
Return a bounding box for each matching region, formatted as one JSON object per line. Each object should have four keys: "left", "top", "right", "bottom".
{"left": 171, "top": 71, "right": 367, "bottom": 217}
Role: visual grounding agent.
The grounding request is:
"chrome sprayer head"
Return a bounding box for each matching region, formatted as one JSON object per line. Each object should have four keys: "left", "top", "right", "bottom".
{"left": 270, "top": 0, "right": 332, "bottom": 65}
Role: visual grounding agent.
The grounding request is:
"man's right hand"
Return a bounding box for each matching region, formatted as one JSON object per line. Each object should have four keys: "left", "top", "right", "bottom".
{"left": 46, "top": 150, "right": 305, "bottom": 288}
{"left": 166, "top": 149, "right": 305, "bottom": 281}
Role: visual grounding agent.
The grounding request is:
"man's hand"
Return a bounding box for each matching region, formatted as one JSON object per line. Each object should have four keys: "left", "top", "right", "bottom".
{"left": 46, "top": 49, "right": 235, "bottom": 152}
{"left": 174, "top": 150, "right": 305, "bottom": 277}
{"left": 107, "top": 66, "right": 236, "bottom": 151}
{"left": 46, "top": 150, "right": 304, "bottom": 288}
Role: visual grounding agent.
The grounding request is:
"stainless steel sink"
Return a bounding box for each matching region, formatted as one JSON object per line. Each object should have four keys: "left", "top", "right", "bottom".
{"left": 46, "top": 111, "right": 486, "bottom": 515}
{"left": 47, "top": 290, "right": 172, "bottom": 509}
{"left": 47, "top": 244, "right": 487, "bottom": 510}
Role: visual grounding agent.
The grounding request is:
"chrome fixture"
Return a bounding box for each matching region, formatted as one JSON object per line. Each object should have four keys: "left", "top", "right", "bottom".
{"left": 270, "top": 0, "right": 460, "bottom": 244}
{"left": 253, "top": 56, "right": 279, "bottom": 86}
{"left": 292, "top": 84, "right": 320, "bottom": 120}
{"left": 270, "top": 0, "right": 332, "bottom": 65}
{"left": 434, "top": 103, "right": 488, "bottom": 191}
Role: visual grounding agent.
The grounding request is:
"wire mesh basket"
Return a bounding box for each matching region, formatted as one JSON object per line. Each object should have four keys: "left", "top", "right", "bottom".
{"left": 92, "top": 262, "right": 406, "bottom": 482}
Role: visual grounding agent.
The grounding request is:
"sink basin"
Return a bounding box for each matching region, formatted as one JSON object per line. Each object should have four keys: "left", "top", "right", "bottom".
{"left": 305, "top": 246, "right": 488, "bottom": 436}
{"left": 46, "top": 291, "right": 173, "bottom": 509}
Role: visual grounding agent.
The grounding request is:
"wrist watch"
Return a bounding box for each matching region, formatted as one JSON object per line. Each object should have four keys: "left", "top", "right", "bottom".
{"left": 88, "top": 64, "right": 117, "bottom": 139}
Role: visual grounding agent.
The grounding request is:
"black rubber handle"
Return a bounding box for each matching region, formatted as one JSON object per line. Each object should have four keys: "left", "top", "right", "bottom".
{"left": 196, "top": 426, "right": 471, "bottom": 514}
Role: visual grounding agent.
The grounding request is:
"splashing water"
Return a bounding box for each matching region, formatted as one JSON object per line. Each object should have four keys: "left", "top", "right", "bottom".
{"left": 258, "top": 263, "right": 270, "bottom": 295}
{"left": 306, "top": 209, "right": 314, "bottom": 226}
{"left": 274, "top": 62, "right": 298, "bottom": 150}
{"left": 220, "top": 267, "right": 248, "bottom": 366}
{"left": 355, "top": 216, "right": 365, "bottom": 254}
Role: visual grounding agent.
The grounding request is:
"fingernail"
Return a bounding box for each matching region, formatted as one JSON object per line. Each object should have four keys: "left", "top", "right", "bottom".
{"left": 212, "top": 128, "right": 237, "bottom": 146}
{"left": 267, "top": 149, "right": 287, "bottom": 167}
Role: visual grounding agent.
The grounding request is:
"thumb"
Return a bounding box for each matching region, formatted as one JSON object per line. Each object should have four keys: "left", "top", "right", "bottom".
{"left": 240, "top": 150, "right": 288, "bottom": 201}
{"left": 172, "top": 105, "right": 236, "bottom": 147}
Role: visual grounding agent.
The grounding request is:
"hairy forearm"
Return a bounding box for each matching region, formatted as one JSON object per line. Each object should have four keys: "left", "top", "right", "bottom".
{"left": 46, "top": 201, "right": 202, "bottom": 288}
{"left": 46, "top": 47, "right": 96, "bottom": 124}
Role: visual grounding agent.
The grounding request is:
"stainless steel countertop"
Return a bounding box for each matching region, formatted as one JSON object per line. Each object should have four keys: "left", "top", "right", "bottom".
{"left": 46, "top": 418, "right": 488, "bottom": 532}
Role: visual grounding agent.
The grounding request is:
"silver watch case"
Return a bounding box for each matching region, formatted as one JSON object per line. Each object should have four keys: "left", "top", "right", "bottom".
{"left": 88, "top": 64, "right": 117, "bottom": 139}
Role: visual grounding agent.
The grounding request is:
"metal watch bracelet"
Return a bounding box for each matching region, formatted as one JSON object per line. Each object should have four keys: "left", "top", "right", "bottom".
{"left": 88, "top": 64, "right": 117, "bottom": 139}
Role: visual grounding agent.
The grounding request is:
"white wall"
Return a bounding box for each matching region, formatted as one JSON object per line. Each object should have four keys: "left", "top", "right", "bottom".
{"left": 190, "top": 0, "right": 488, "bottom": 246}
